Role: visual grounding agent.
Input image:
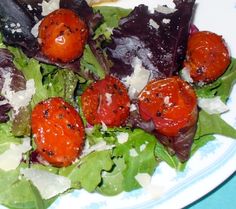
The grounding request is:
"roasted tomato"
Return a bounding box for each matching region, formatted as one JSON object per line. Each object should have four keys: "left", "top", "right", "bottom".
{"left": 31, "top": 97, "right": 85, "bottom": 167}
{"left": 138, "top": 76, "right": 197, "bottom": 136}
{"left": 38, "top": 8, "right": 88, "bottom": 62}
{"left": 81, "top": 76, "right": 130, "bottom": 127}
{"left": 184, "top": 31, "right": 230, "bottom": 83}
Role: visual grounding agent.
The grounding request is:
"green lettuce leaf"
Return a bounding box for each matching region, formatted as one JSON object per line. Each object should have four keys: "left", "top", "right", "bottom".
{"left": 96, "top": 157, "right": 126, "bottom": 196}
{"left": 8, "top": 47, "right": 80, "bottom": 107}
{"left": 60, "top": 150, "right": 113, "bottom": 192}
{"left": 113, "top": 129, "right": 157, "bottom": 192}
{"left": 94, "top": 6, "right": 131, "bottom": 39}
{"left": 195, "top": 58, "right": 236, "bottom": 102}
{"left": 0, "top": 165, "right": 55, "bottom": 209}
{"left": 0, "top": 122, "right": 22, "bottom": 154}
{"left": 195, "top": 110, "right": 236, "bottom": 139}
{"left": 80, "top": 44, "right": 106, "bottom": 80}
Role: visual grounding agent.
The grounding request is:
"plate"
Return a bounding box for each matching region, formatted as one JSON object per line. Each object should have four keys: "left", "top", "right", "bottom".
{"left": 1, "top": 0, "right": 236, "bottom": 209}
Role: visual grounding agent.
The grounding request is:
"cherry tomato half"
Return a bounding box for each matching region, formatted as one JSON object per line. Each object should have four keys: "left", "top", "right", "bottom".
{"left": 138, "top": 76, "right": 197, "bottom": 136}
{"left": 31, "top": 97, "right": 85, "bottom": 167}
{"left": 38, "top": 8, "right": 88, "bottom": 62}
{"left": 184, "top": 31, "right": 230, "bottom": 83}
{"left": 81, "top": 76, "right": 130, "bottom": 127}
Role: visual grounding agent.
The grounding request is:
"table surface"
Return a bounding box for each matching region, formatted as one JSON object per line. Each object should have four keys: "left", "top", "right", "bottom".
{"left": 186, "top": 172, "right": 236, "bottom": 209}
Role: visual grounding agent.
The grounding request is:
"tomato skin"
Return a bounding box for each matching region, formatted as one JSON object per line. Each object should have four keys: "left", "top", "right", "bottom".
{"left": 184, "top": 31, "right": 230, "bottom": 83}
{"left": 138, "top": 76, "right": 197, "bottom": 136}
{"left": 31, "top": 97, "right": 85, "bottom": 167}
{"left": 38, "top": 8, "right": 88, "bottom": 62}
{"left": 81, "top": 76, "right": 130, "bottom": 127}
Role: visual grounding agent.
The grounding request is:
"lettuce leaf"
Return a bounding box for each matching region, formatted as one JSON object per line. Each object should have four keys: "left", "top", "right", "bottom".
{"left": 195, "top": 58, "right": 236, "bottom": 102}
{"left": 8, "top": 46, "right": 81, "bottom": 107}
{"left": 195, "top": 110, "right": 236, "bottom": 139}
{"left": 0, "top": 122, "right": 22, "bottom": 154}
{"left": 113, "top": 128, "right": 157, "bottom": 192}
{"left": 80, "top": 44, "right": 106, "bottom": 80}
{"left": 93, "top": 6, "right": 131, "bottom": 39}
{"left": 0, "top": 163, "right": 56, "bottom": 209}
{"left": 60, "top": 150, "right": 113, "bottom": 192}
{"left": 96, "top": 157, "right": 126, "bottom": 196}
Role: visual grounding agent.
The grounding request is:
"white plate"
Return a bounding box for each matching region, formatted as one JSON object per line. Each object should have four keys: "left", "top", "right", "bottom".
{"left": 2, "top": 0, "right": 236, "bottom": 209}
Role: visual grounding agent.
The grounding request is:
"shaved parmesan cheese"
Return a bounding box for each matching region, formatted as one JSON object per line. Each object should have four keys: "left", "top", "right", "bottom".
{"left": 41, "top": 0, "right": 60, "bottom": 16}
{"left": 101, "top": 121, "right": 108, "bottom": 132}
{"left": 181, "top": 67, "right": 193, "bottom": 83}
{"left": 130, "top": 104, "right": 137, "bottom": 112}
{"left": 135, "top": 173, "right": 151, "bottom": 188}
{"left": 198, "top": 96, "right": 229, "bottom": 114}
{"left": 163, "top": 96, "right": 170, "bottom": 105}
{"left": 1, "top": 73, "right": 35, "bottom": 116}
{"left": 116, "top": 132, "right": 129, "bottom": 144}
{"left": 86, "top": 0, "right": 113, "bottom": 6}
{"left": 122, "top": 57, "right": 151, "bottom": 99}
{"left": 81, "top": 141, "right": 114, "bottom": 157}
{"left": 140, "top": 144, "right": 147, "bottom": 152}
{"left": 162, "top": 18, "right": 171, "bottom": 24}
{"left": 155, "top": 5, "right": 177, "bottom": 14}
{"left": 31, "top": 20, "right": 42, "bottom": 37}
{"left": 85, "top": 127, "right": 94, "bottom": 135}
{"left": 105, "top": 93, "right": 112, "bottom": 105}
{"left": 149, "top": 19, "right": 159, "bottom": 30}
{"left": 0, "top": 138, "right": 31, "bottom": 171}
{"left": 20, "top": 168, "right": 71, "bottom": 199}
{"left": 129, "top": 148, "right": 138, "bottom": 157}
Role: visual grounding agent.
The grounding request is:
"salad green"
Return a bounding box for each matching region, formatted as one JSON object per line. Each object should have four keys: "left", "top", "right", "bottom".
{"left": 0, "top": 5, "right": 236, "bottom": 209}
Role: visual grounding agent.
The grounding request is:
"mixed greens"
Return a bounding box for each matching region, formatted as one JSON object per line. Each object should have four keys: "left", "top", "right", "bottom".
{"left": 0, "top": 1, "right": 236, "bottom": 209}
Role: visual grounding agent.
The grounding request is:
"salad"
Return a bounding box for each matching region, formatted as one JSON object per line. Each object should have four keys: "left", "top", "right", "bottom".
{"left": 0, "top": 0, "right": 236, "bottom": 209}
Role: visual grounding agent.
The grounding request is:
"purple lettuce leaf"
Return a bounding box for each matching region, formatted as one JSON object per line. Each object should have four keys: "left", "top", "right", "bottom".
{"left": 0, "top": 95, "right": 12, "bottom": 123}
{"left": 0, "top": 0, "right": 39, "bottom": 54}
{"left": 154, "top": 118, "right": 198, "bottom": 162}
{"left": 106, "top": 0, "right": 195, "bottom": 79}
{"left": 0, "top": 48, "right": 26, "bottom": 91}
